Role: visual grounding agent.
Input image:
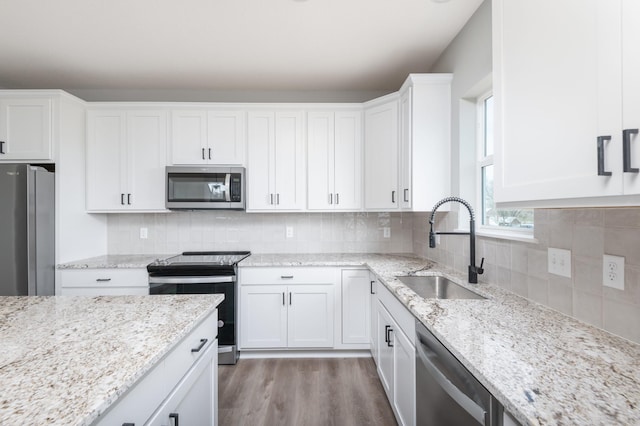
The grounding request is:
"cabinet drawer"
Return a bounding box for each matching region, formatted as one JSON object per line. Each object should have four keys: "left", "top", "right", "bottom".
{"left": 59, "top": 268, "right": 148, "bottom": 288}
{"left": 239, "top": 266, "right": 337, "bottom": 285}
{"left": 162, "top": 310, "right": 218, "bottom": 392}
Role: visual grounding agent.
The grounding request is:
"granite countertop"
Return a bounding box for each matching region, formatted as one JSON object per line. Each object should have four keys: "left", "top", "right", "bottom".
{"left": 240, "top": 253, "right": 640, "bottom": 426}
{"left": 57, "top": 254, "right": 169, "bottom": 269}
{"left": 0, "top": 294, "right": 223, "bottom": 426}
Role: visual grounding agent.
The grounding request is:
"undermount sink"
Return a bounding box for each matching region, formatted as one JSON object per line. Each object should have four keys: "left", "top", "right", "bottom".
{"left": 396, "top": 275, "right": 486, "bottom": 300}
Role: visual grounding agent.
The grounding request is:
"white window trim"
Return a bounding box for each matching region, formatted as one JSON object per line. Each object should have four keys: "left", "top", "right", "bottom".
{"left": 474, "top": 90, "right": 535, "bottom": 242}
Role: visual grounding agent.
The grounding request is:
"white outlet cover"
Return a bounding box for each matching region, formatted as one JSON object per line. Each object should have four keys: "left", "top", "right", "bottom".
{"left": 548, "top": 247, "right": 571, "bottom": 278}
{"left": 285, "top": 226, "right": 294, "bottom": 238}
{"left": 139, "top": 227, "right": 148, "bottom": 239}
{"left": 603, "top": 254, "right": 624, "bottom": 290}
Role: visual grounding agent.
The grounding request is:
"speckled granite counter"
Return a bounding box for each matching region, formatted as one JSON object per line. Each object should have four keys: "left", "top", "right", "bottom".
{"left": 241, "top": 253, "right": 640, "bottom": 426}
{"left": 0, "top": 294, "right": 223, "bottom": 426}
{"left": 57, "top": 254, "right": 167, "bottom": 269}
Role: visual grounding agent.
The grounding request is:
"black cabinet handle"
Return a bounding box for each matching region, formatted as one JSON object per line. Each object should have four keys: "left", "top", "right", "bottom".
{"left": 386, "top": 327, "right": 394, "bottom": 347}
{"left": 127, "top": 193, "right": 131, "bottom": 205}
{"left": 384, "top": 325, "right": 391, "bottom": 343}
{"left": 202, "top": 148, "right": 206, "bottom": 160}
{"left": 329, "top": 193, "right": 333, "bottom": 205}
{"left": 370, "top": 280, "right": 376, "bottom": 295}
{"left": 122, "top": 423, "right": 135, "bottom": 426}
{"left": 120, "top": 193, "right": 125, "bottom": 205}
{"left": 208, "top": 148, "right": 212, "bottom": 160}
{"left": 282, "top": 292, "right": 285, "bottom": 305}
{"left": 270, "top": 194, "right": 274, "bottom": 205}
{"left": 404, "top": 188, "right": 409, "bottom": 202}
{"left": 281, "top": 275, "right": 294, "bottom": 279}
{"left": 276, "top": 193, "right": 280, "bottom": 205}
{"left": 391, "top": 191, "right": 396, "bottom": 203}
{"left": 336, "top": 193, "right": 339, "bottom": 205}
{"left": 0, "top": 141, "right": 5, "bottom": 154}
{"left": 169, "top": 412, "right": 179, "bottom": 426}
{"left": 289, "top": 292, "right": 292, "bottom": 305}
{"left": 96, "top": 278, "right": 111, "bottom": 282}
{"left": 623, "top": 129, "right": 639, "bottom": 173}
{"left": 191, "top": 338, "right": 208, "bottom": 353}
{"left": 597, "top": 136, "right": 612, "bottom": 176}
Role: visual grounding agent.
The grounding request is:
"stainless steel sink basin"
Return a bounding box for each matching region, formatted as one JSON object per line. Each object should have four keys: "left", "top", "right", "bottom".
{"left": 396, "top": 275, "right": 486, "bottom": 300}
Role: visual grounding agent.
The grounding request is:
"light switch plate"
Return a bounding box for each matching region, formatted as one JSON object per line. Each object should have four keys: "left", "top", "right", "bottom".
{"left": 285, "top": 226, "right": 294, "bottom": 238}
{"left": 603, "top": 254, "right": 624, "bottom": 290}
{"left": 548, "top": 248, "right": 571, "bottom": 278}
{"left": 383, "top": 227, "right": 391, "bottom": 238}
{"left": 139, "top": 227, "right": 148, "bottom": 239}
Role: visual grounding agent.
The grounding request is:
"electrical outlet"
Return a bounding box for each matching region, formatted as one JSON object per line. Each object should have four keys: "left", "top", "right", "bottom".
{"left": 603, "top": 254, "right": 624, "bottom": 290}
{"left": 285, "top": 226, "right": 294, "bottom": 239}
{"left": 139, "top": 227, "right": 148, "bottom": 239}
{"left": 383, "top": 227, "right": 391, "bottom": 238}
{"left": 548, "top": 248, "right": 571, "bottom": 278}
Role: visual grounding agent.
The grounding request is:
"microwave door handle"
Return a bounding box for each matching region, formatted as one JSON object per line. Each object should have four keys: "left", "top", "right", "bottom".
{"left": 225, "top": 173, "right": 231, "bottom": 202}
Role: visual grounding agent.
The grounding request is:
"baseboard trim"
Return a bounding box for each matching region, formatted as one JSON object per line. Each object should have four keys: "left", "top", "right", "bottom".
{"left": 239, "top": 349, "right": 372, "bottom": 359}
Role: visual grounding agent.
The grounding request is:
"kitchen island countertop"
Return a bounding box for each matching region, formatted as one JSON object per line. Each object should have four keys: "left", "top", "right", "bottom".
{"left": 0, "top": 294, "right": 223, "bottom": 425}
{"left": 241, "top": 253, "right": 640, "bottom": 426}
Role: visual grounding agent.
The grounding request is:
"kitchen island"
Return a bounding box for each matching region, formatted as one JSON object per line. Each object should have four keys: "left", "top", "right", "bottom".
{"left": 0, "top": 294, "right": 223, "bottom": 425}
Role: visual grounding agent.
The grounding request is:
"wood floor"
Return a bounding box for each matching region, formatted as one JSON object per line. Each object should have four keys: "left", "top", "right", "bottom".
{"left": 218, "top": 358, "right": 398, "bottom": 426}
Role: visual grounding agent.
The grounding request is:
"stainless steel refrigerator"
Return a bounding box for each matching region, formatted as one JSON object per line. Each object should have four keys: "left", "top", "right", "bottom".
{"left": 0, "top": 164, "right": 55, "bottom": 296}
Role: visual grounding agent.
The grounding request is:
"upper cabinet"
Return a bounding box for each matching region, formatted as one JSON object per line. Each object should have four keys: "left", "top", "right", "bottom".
{"left": 86, "top": 109, "right": 167, "bottom": 212}
{"left": 307, "top": 109, "right": 363, "bottom": 210}
{"left": 493, "top": 0, "right": 640, "bottom": 206}
{"left": 246, "top": 110, "right": 305, "bottom": 211}
{"left": 170, "top": 109, "right": 245, "bottom": 165}
{"left": 364, "top": 95, "right": 399, "bottom": 210}
{"left": 0, "top": 95, "right": 52, "bottom": 161}
{"left": 398, "top": 74, "right": 452, "bottom": 211}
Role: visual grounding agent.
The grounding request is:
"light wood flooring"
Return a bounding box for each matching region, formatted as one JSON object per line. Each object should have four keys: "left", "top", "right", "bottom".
{"left": 218, "top": 358, "right": 397, "bottom": 426}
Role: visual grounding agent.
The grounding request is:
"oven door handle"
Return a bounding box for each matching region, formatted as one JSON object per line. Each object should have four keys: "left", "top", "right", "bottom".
{"left": 149, "top": 276, "right": 236, "bottom": 285}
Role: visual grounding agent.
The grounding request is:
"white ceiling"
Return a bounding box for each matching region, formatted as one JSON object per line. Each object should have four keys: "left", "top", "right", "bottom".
{"left": 0, "top": 0, "right": 483, "bottom": 100}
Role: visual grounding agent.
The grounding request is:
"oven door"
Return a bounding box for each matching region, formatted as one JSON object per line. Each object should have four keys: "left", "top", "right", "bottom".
{"left": 149, "top": 275, "right": 238, "bottom": 364}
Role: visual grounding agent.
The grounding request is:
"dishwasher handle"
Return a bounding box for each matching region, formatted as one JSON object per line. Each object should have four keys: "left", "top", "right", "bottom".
{"left": 416, "top": 335, "right": 487, "bottom": 425}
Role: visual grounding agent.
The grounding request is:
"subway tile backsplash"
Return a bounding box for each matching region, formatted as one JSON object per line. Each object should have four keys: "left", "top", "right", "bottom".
{"left": 107, "top": 211, "right": 414, "bottom": 256}
{"left": 413, "top": 208, "right": 640, "bottom": 344}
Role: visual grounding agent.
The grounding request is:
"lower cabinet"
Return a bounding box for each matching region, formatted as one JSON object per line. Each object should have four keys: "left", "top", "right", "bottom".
{"left": 341, "top": 269, "right": 371, "bottom": 345}
{"left": 58, "top": 268, "right": 149, "bottom": 295}
{"left": 96, "top": 310, "right": 218, "bottom": 426}
{"left": 376, "top": 284, "right": 416, "bottom": 426}
{"left": 240, "top": 284, "right": 334, "bottom": 349}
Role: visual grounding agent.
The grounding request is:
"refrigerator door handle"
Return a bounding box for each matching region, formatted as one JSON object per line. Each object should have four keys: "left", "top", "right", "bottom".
{"left": 0, "top": 141, "right": 5, "bottom": 154}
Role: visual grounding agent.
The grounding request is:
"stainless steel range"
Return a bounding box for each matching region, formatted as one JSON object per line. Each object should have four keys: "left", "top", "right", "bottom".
{"left": 147, "top": 251, "right": 251, "bottom": 364}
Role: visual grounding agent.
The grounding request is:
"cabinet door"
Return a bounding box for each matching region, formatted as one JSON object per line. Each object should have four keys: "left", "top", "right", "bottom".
{"left": 246, "top": 112, "right": 275, "bottom": 210}
{"left": 288, "top": 284, "right": 334, "bottom": 347}
{"left": 171, "top": 110, "right": 208, "bottom": 165}
{"left": 393, "top": 326, "right": 415, "bottom": 426}
{"left": 86, "top": 111, "right": 127, "bottom": 210}
{"left": 334, "top": 111, "right": 362, "bottom": 210}
{"left": 376, "top": 301, "right": 394, "bottom": 400}
{"left": 0, "top": 97, "right": 52, "bottom": 161}
{"left": 493, "top": 0, "right": 622, "bottom": 203}
{"left": 307, "top": 111, "right": 334, "bottom": 210}
{"left": 622, "top": 0, "right": 640, "bottom": 194}
{"left": 127, "top": 110, "right": 167, "bottom": 210}
{"left": 274, "top": 111, "right": 305, "bottom": 210}
{"left": 146, "top": 340, "right": 216, "bottom": 426}
{"left": 208, "top": 110, "right": 245, "bottom": 165}
{"left": 399, "top": 88, "right": 412, "bottom": 209}
{"left": 364, "top": 99, "right": 398, "bottom": 209}
{"left": 341, "top": 269, "right": 370, "bottom": 345}
{"left": 240, "top": 285, "right": 287, "bottom": 348}
{"left": 369, "top": 277, "right": 378, "bottom": 364}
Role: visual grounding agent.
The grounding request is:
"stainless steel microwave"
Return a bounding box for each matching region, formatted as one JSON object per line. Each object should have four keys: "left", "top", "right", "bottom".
{"left": 166, "top": 166, "right": 245, "bottom": 210}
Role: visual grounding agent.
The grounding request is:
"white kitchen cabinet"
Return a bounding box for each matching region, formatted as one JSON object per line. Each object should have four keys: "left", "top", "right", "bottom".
{"left": 307, "top": 110, "right": 362, "bottom": 210}
{"left": 376, "top": 283, "right": 416, "bottom": 426}
{"left": 0, "top": 96, "right": 52, "bottom": 161}
{"left": 341, "top": 269, "right": 370, "bottom": 345}
{"left": 171, "top": 109, "right": 245, "bottom": 165}
{"left": 493, "top": 0, "right": 640, "bottom": 206}
{"left": 240, "top": 284, "right": 334, "bottom": 349}
{"left": 86, "top": 109, "right": 167, "bottom": 212}
{"left": 96, "top": 310, "right": 218, "bottom": 426}
{"left": 246, "top": 111, "right": 305, "bottom": 211}
{"left": 370, "top": 275, "right": 379, "bottom": 364}
{"left": 364, "top": 94, "right": 399, "bottom": 210}
{"left": 239, "top": 267, "right": 336, "bottom": 349}
{"left": 59, "top": 268, "right": 149, "bottom": 296}
{"left": 398, "top": 74, "right": 452, "bottom": 211}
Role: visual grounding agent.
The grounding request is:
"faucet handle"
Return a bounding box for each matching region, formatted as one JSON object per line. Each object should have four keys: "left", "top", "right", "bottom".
{"left": 478, "top": 257, "right": 485, "bottom": 274}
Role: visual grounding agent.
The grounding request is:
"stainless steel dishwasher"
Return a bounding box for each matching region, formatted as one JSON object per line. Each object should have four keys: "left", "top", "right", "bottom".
{"left": 415, "top": 320, "right": 502, "bottom": 425}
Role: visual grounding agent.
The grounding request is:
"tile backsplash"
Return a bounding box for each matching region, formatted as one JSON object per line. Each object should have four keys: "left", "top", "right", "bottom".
{"left": 108, "top": 211, "right": 414, "bottom": 255}
{"left": 414, "top": 208, "right": 640, "bottom": 344}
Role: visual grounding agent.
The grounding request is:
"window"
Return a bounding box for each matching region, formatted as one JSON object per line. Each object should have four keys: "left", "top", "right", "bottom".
{"left": 477, "top": 92, "right": 533, "bottom": 231}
